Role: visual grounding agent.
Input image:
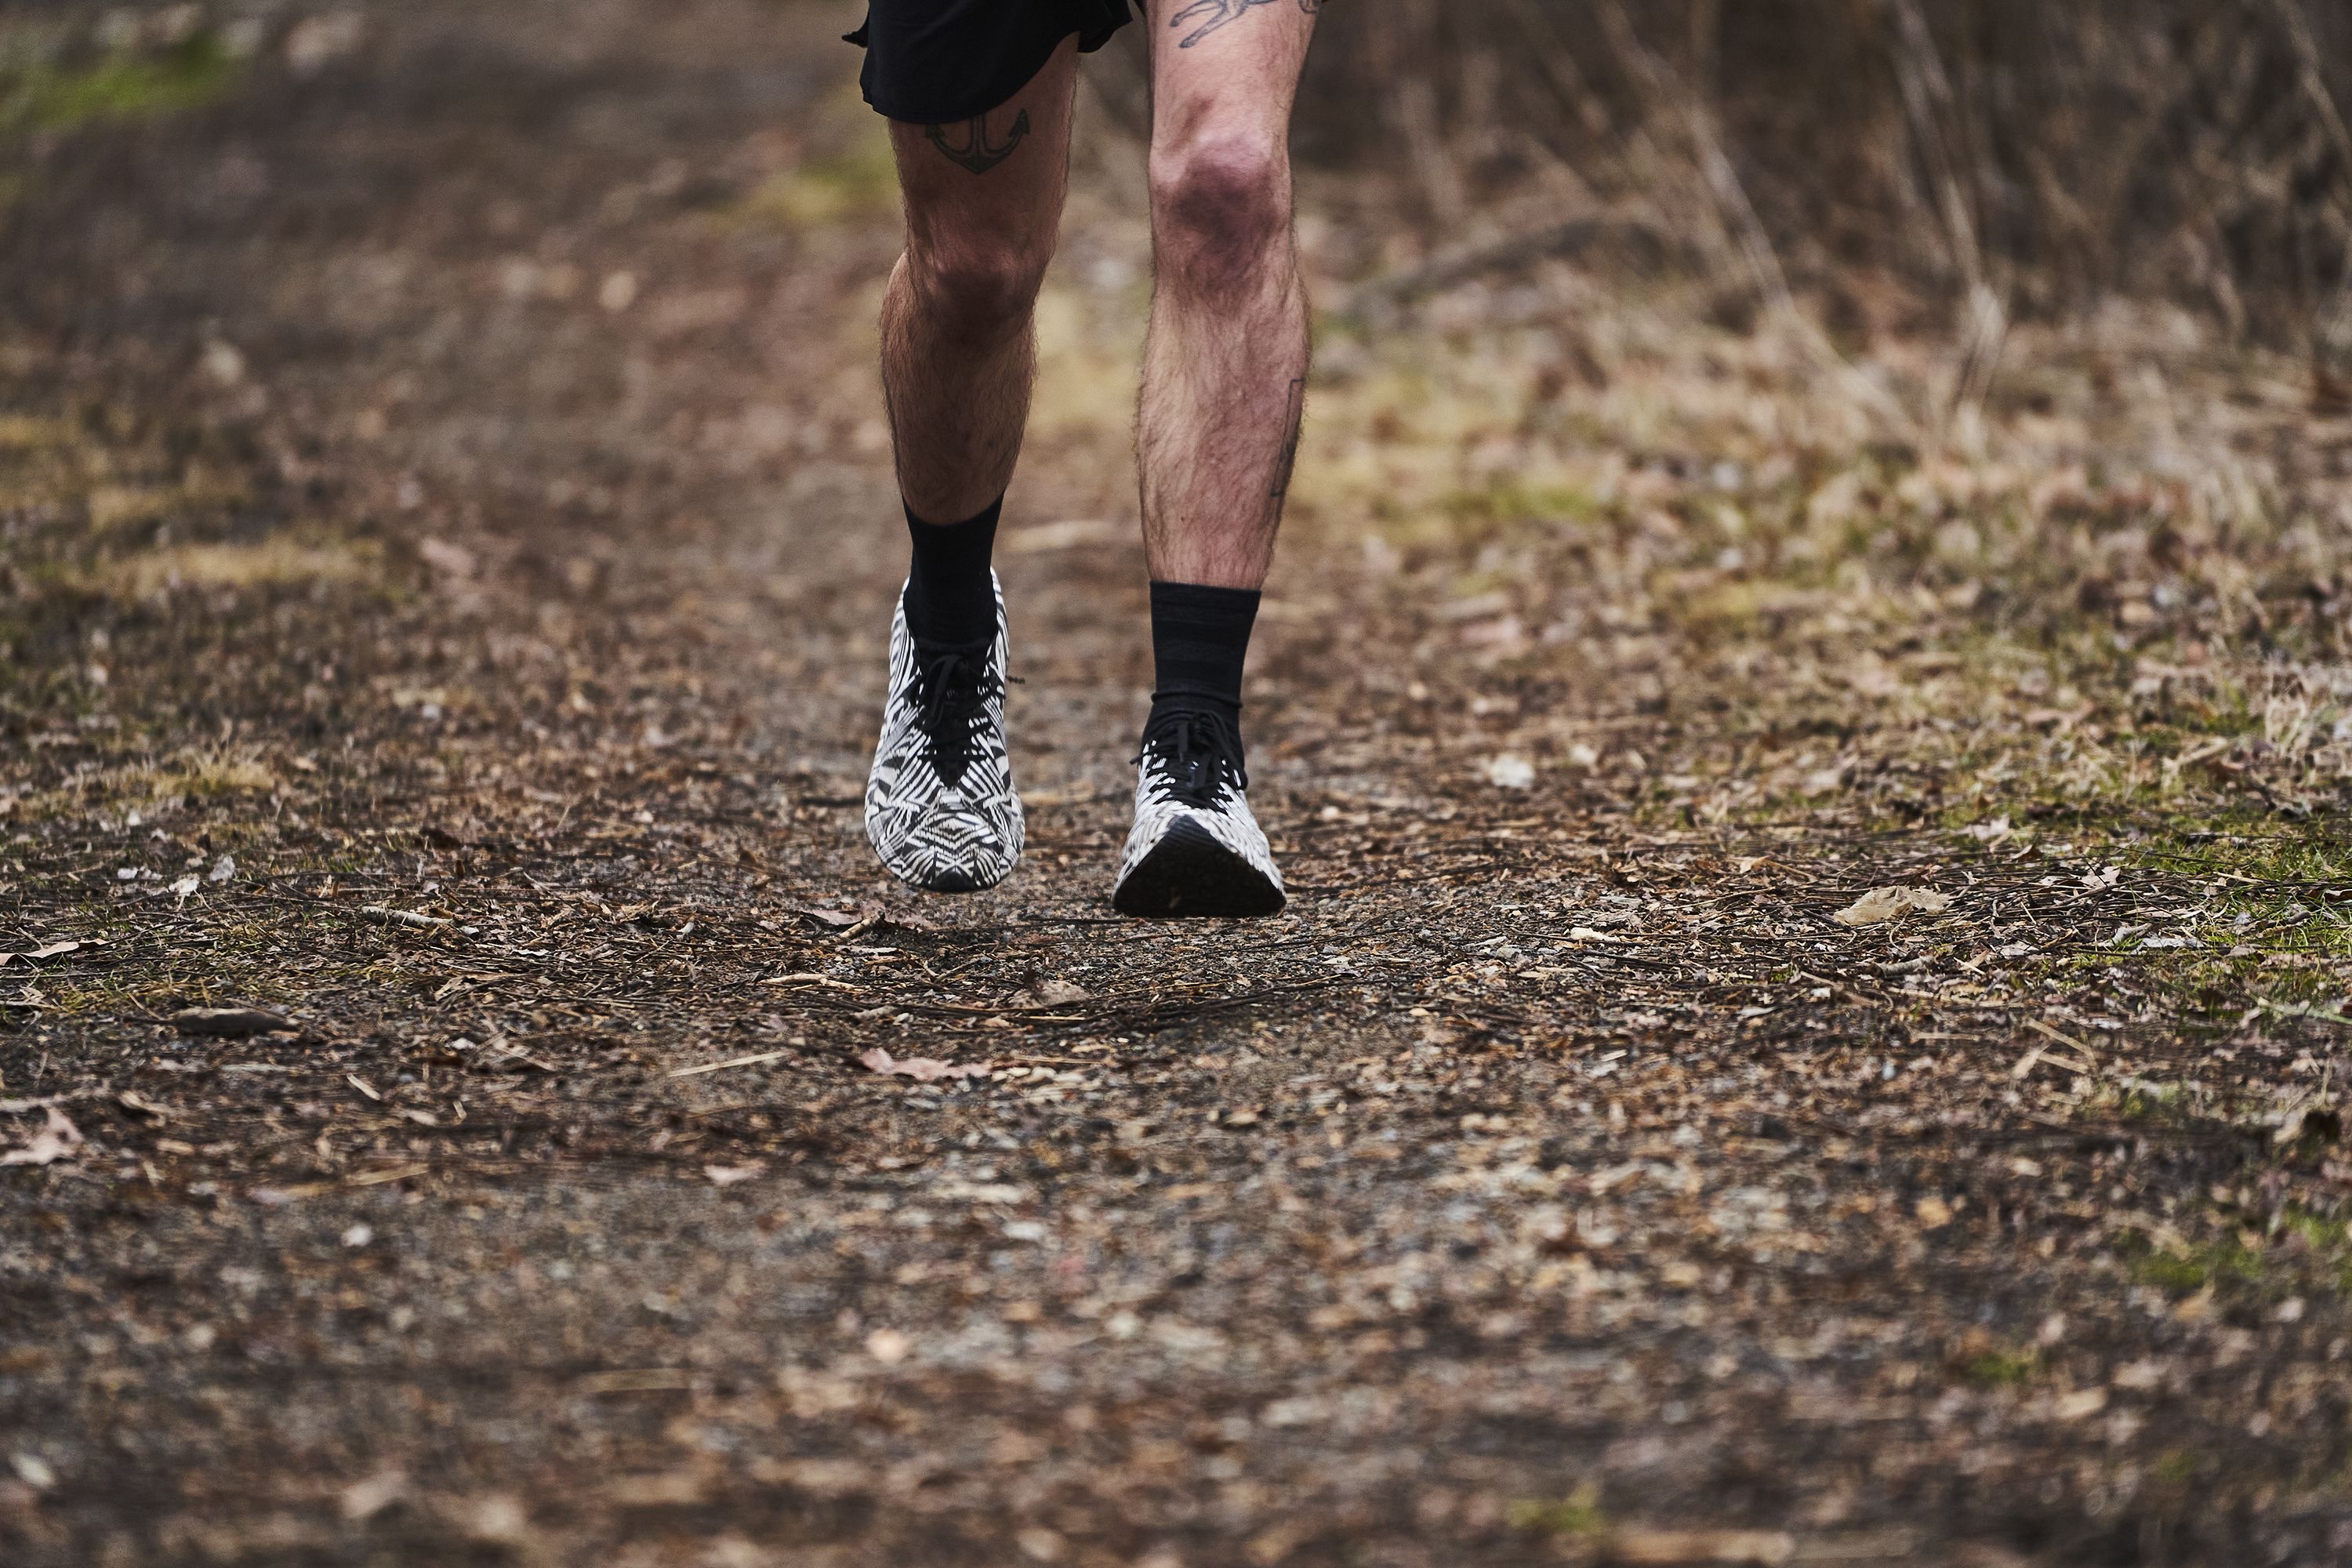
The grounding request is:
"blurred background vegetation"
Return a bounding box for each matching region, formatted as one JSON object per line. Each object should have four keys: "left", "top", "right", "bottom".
{"left": 1093, "top": 1, "right": 2352, "bottom": 367}
{"left": 9, "top": 2, "right": 2350, "bottom": 360}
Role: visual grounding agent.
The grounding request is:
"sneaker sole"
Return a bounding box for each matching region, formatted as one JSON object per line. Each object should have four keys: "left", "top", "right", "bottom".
{"left": 1112, "top": 818, "right": 1286, "bottom": 918}
{"left": 902, "top": 862, "right": 1005, "bottom": 895}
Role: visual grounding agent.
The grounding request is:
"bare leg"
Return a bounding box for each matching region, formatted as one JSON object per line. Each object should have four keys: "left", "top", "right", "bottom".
{"left": 1138, "top": 0, "right": 1319, "bottom": 588}
{"left": 862, "top": 45, "right": 1080, "bottom": 899}
{"left": 880, "top": 40, "right": 1080, "bottom": 524}
{"left": 1105, "top": 1, "right": 1319, "bottom": 920}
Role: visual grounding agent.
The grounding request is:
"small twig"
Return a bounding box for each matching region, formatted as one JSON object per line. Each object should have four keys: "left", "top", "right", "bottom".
{"left": 2024, "top": 1017, "right": 2099, "bottom": 1058}
{"left": 358, "top": 906, "right": 454, "bottom": 931}
{"left": 668, "top": 1049, "right": 793, "bottom": 1080}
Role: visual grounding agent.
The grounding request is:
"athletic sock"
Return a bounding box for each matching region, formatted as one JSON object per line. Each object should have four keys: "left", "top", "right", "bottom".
{"left": 1146, "top": 579, "right": 1261, "bottom": 727}
{"left": 903, "top": 496, "right": 1004, "bottom": 647}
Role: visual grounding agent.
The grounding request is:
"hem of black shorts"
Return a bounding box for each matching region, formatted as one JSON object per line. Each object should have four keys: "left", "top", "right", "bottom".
{"left": 847, "top": 15, "right": 1132, "bottom": 126}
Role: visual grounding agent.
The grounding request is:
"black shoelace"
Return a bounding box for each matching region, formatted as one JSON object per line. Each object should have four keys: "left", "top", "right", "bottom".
{"left": 908, "top": 640, "right": 1001, "bottom": 787}
{"left": 1136, "top": 702, "right": 1248, "bottom": 809}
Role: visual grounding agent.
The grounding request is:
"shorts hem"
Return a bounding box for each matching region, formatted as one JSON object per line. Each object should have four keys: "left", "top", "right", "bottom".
{"left": 848, "top": 3, "right": 1133, "bottom": 125}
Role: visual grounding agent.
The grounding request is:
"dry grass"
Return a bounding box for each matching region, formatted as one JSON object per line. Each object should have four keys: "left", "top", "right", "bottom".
{"left": 1085, "top": 2, "right": 2352, "bottom": 373}
{"left": 88, "top": 537, "right": 373, "bottom": 600}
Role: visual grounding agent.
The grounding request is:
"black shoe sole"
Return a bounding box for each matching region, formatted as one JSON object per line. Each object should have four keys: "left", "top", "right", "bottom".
{"left": 1112, "top": 818, "right": 1286, "bottom": 918}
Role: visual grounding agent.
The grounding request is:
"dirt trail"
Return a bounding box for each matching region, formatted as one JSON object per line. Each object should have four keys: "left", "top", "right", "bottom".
{"left": 5, "top": 5, "right": 2352, "bottom": 1566}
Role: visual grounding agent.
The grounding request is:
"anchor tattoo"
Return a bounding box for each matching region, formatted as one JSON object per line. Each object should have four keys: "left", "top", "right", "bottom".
{"left": 924, "top": 110, "right": 1031, "bottom": 175}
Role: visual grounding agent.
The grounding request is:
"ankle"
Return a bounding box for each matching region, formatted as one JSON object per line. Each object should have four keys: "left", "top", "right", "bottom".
{"left": 903, "top": 496, "right": 1004, "bottom": 647}
{"left": 1147, "top": 579, "right": 1259, "bottom": 716}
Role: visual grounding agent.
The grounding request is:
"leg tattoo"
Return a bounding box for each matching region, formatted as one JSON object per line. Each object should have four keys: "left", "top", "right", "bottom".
{"left": 1171, "top": 0, "right": 1319, "bottom": 49}
{"left": 925, "top": 111, "right": 1032, "bottom": 175}
{"left": 1269, "top": 376, "right": 1305, "bottom": 513}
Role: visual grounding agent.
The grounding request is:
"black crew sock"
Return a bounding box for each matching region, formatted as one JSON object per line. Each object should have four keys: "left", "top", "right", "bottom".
{"left": 903, "top": 496, "right": 1004, "bottom": 647}
{"left": 1147, "top": 580, "right": 1261, "bottom": 727}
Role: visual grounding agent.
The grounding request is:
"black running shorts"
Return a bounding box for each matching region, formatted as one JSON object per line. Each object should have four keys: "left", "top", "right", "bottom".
{"left": 847, "top": 1, "right": 1135, "bottom": 125}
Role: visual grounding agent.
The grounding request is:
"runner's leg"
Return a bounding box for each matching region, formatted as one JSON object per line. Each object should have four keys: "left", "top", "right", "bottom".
{"left": 863, "top": 41, "right": 1079, "bottom": 895}
{"left": 881, "top": 37, "right": 1080, "bottom": 528}
{"left": 1137, "top": 0, "right": 1317, "bottom": 589}
{"left": 1109, "top": 0, "right": 1317, "bottom": 918}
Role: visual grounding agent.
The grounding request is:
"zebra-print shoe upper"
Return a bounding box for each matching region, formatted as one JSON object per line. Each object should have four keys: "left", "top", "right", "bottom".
{"left": 864, "top": 575, "right": 1022, "bottom": 894}
{"left": 1110, "top": 704, "right": 1285, "bottom": 917}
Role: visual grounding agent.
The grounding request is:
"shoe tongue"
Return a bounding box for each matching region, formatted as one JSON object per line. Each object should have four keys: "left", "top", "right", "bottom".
{"left": 914, "top": 633, "right": 992, "bottom": 663}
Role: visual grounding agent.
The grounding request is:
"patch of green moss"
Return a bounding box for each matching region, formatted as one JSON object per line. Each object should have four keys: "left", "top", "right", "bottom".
{"left": 1507, "top": 1483, "right": 1607, "bottom": 1537}
{"left": 5, "top": 34, "right": 241, "bottom": 134}
{"left": 725, "top": 127, "right": 898, "bottom": 230}
{"left": 2276, "top": 1208, "right": 2352, "bottom": 1296}
{"left": 2110, "top": 1080, "right": 2183, "bottom": 1121}
{"left": 2281, "top": 1209, "right": 2350, "bottom": 1250}
{"left": 1958, "top": 1348, "right": 2040, "bottom": 1387}
{"left": 2116, "top": 1228, "right": 2267, "bottom": 1294}
{"left": 2124, "top": 810, "right": 2352, "bottom": 887}
{"left": 1440, "top": 480, "right": 1602, "bottom": 530}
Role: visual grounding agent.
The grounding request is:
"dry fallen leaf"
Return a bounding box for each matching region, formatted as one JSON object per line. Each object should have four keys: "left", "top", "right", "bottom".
{"left": 453, "top": 1493, "right": 531, "bottom": 1546}
{"left": 2, "top": 1108, "right": 84, "bottom": 1167}
{"left": 284, "top": 12, "right": 366, "bottom": 75}
{"left": 603, "top": 1470, "right": 709, "bottom": 1508}
{"left": 1483, "top": 753, "right": 1537, "bottom": 789}
{"left": 1015, "top": 1527, "right": 1066, "bottom": 1563}
{"left": 2052, "top": 1387, "right": 2108, "bottom": 1421}
{"left": 1610, "top": 1529, "right": 1795, "bottom": 1566}
{"left": 703, "top": 1163, "right": 764, "bottom": 1186}
{"left": 858, "top": 1048, "right": 982, "bottom": 1083}
{"left": 1, "top": 940, "right": 83, "bottom": 967}
{"left": 339, "top": 1469, "right": 408, "bottom": 1523}
{"left": 418, "top": 537, "right": 479, "bottom": 578}
{"left": 1831, "top": 887, "right": 1951, "bottom": 926}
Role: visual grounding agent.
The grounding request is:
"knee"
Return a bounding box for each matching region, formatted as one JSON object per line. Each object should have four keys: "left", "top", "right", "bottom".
{"left": 1150, "top": 131, "right": 1290, "bottom": 296}
{"left": 909, "top": 232, "right": 1052, "bottom": 340}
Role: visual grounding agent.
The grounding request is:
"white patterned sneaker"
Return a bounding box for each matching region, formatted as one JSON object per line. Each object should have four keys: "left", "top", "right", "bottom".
{"left": 1111, "top": 705, "right": 1284, "bottom": 917}
{"left": 864, "top": 575, "right": 1022, "bottom": 893}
